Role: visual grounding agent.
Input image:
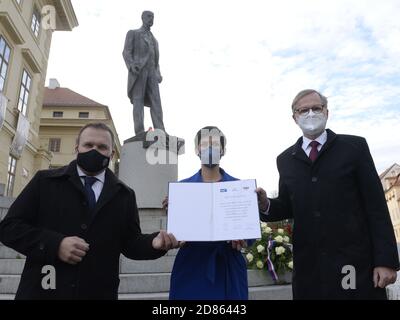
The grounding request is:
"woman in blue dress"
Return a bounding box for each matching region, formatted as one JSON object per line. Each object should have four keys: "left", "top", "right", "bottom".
{"left": 166, "top": 126, "right": 248, "bottom": 300}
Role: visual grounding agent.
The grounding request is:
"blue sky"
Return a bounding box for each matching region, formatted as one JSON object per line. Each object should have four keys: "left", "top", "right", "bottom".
{"left": 47, "top": 0, "right": 400, "bottom": 193}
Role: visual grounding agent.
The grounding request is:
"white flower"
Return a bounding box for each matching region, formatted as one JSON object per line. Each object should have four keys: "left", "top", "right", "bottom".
{"left": 246, "top": 253, "right": 254, "bottom": 263}
{"left": 283, "top": 236, "right": 290, "bottom": 243}
{"left": 256, "top": 260, "right": 264, "bottom": 269}
{"left": 256, "top": 245, "right": 265, "bottom": 253}
{"left": 277, "top": 228, "right": 285, "bottom": 235}
{"left": 288, "top": 261, "right": 293, "bottom": 269}
{"left": 275, "top": 246, "right": 286, "bottom": 255}
{"left": 261, "top": 222, "right": 268, "bottom": 229}
{"left": 274, "top": 235, "right": 283, "bottom": 243}
{"left": 262, "top": 227, "right": 272, "bottom": 235}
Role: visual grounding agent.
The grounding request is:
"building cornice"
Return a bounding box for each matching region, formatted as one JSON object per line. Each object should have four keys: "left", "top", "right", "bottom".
{"left": 0, "top": 12, "right": 25, "bottom": 44}
{"left": 50, "top": 0, "right": 79, "bottom": 31}
{"left": 21, "top": 48, "right": 42, "bottom": 73}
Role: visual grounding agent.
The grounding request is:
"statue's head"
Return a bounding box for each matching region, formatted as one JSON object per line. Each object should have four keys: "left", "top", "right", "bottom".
{"left": 142, "top": 11, "right": 154, "bottom": 27}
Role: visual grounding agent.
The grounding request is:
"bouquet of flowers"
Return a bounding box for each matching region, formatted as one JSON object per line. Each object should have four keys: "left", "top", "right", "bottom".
{"left": 244, "top": 221, "right": 293, "bottom": 282}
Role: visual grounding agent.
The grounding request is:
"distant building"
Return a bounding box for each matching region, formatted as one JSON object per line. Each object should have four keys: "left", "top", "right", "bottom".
{"left": 380, "top": 164, "right": 400, "bottom": 242}
{"left": 0, "top": 0, "right": 78, "bottom": 197}
{"left": 40, "top": 79, "right": 121, "bottom": 173}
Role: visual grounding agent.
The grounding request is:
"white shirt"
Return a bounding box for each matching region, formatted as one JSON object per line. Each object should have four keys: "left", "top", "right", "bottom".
{"left": 301, "top": 130, "right": 327, "bottom": 157}
{"left": 77, "top": 166, "right": 105, "bottom": 202}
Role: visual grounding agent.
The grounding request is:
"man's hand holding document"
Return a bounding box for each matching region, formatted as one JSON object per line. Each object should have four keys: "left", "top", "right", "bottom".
{"left": 167, "top": 179, "right": 261, "bottom": 241}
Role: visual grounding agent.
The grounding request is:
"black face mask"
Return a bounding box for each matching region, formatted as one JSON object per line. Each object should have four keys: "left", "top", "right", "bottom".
{"left": 77, "top": 149, "right": 110, "bottom": 174}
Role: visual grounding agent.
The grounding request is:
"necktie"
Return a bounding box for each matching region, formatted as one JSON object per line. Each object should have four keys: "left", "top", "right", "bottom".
{"left": 309, "top": 141, "right": 320, "bottom": 162}
{"left": 83, "top": 176, "right": 97, "bottom": 211}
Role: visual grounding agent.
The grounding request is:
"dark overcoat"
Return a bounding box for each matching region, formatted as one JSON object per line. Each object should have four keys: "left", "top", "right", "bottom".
{"left": 0, "top": 161, "right": 165, "bottom": 300}
{"left": 262, "top": 129, "right": 399, "bottom": 299}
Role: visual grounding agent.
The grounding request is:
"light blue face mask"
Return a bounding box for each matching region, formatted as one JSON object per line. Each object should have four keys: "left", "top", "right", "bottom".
{"left": 199, "top": 146, "right": 221, "bottom": 168}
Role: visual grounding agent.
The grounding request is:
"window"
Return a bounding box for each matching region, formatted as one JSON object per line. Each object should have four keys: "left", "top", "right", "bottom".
{"left": 0, "top": 36, "right": 11, "bottom": 92}
{"left": 31, "top": 8, "right": 41, "bottom": 37}
{"left": 79, "top": 112, "right": 89, "bottom": 119}
{"left": 17, "top": 69, "right": 32, "bottom": 116}
{"left": 53, "top": 111, "right": 63, "bottom": 118}
{"left": 49, "top": 138, "right": 61, "bottom": 153}
{"left": 6, "top": 155, "right": 17, "bottom": 197}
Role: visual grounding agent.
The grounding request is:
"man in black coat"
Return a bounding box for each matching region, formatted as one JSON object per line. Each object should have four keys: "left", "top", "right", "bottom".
{"left": 257, "top": 89, "right": 399, "bottom": 300}
{"left": 0, "top": 123, "right": 179, "bottom": 300}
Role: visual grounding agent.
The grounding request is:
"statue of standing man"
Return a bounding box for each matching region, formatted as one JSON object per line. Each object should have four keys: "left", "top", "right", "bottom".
{"left": 123, "top": 11, "right": 165, "bottom": 136}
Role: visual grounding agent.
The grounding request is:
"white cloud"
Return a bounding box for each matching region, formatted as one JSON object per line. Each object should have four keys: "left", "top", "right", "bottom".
{"left": 46, "top": 0, "right": 400, "bottom": 192}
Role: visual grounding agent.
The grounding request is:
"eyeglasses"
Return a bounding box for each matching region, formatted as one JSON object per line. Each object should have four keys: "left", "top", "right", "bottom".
{"left": 294, "top": 104, "right": 325, "bottom": 116}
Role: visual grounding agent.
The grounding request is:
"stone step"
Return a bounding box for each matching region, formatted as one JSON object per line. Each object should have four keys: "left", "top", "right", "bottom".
{"left": 0, "top": 259, "right": 25, "bottom": 274}
{"left": 118, "top": 292, "right": 169, "bottom": 300}
{"left": 0, "top": 285, "right": 293, "bottom": 300}
{"left": 0, "top": 270, "right": 290, "bottom": 294}
{"left": 0, "top": 256, "right": 176, "bottom": 275}
{"left": 139, "top": 217, "right": 167, "bottom": 233}
{"left": 118, "top": 285, "right": 293, "bottom": 300}
{"left": 0, "top": 275, "right": 19, "bottom": 294}
{"left": 0, "top": 245, "right": 176, "bottom": 260}
{"left": 0, "top": 245, "right": 176, "bottom": 259}
{"left": 118, "top": 273, "right": 169, "bottom": 294}
{"left": 166, "top": 249, "right": 178, "bottom": 256}
{"left": 249, "top": 285, "right": 293, "bottom": 300}
{"left": 120, "top": 256, "right": 175, "bottom": 274}
{"left": 118, "top": 270, "right": 290, "bottom": 294}
{"left": 0, "top": 246, "right": 25, "bottom": 259}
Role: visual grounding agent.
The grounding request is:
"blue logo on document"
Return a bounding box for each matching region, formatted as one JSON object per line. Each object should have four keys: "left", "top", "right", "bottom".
{"left": 220, "top": 189, "right": 227, "bottom": 193}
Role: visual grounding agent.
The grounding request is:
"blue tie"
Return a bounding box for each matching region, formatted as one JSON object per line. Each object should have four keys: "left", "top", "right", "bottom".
{"left": 83, "top": 176, "right": 97, "bottom": 211}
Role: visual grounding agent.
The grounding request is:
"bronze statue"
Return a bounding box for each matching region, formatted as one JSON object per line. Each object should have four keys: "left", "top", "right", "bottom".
{"left": 123, "top": 11, "right": 165, "bottom": 136}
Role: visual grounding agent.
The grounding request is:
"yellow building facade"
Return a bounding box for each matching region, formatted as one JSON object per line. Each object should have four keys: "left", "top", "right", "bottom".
{"left": 40, "top": 79, "right": 121, "bottom": 173}
{"left": 0, "top": 0, "right": 78, "bottom": 197}
{"left": 380, "top": 163, "right": 400, "bottom": 242}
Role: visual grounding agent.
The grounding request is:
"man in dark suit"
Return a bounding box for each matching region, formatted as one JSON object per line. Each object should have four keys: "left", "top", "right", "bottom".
{"left": 257, "top": 89, "right": 399, "bottom": 299}
{"left": 0, "top": 123, "right": 179, "bottom": 300}
{"left": 123, "top": 10, "right": 165, "bottom": 135}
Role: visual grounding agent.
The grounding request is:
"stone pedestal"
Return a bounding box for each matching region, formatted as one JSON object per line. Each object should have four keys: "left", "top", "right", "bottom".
{"left": 119, "top": 132, "right": 184, "bottom": 209}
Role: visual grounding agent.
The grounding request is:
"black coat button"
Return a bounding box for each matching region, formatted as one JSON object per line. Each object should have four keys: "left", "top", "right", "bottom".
{"left": 311, "top": 177, "right": 318, "bottom": 182}
{"left": 39, "top": 243, "right": 45, "bottom": 250}
{"left": 81, "top": 224, "right": 87, "bottom": 230}
{"left": 314, "top": 211, "right": 321, "bottom": 217}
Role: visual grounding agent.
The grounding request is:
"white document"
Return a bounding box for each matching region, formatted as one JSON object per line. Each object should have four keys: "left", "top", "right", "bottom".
{"left": 167, "top": 180, "right": 261, "bottom": 241}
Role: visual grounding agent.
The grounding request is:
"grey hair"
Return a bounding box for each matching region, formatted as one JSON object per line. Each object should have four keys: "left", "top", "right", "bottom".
{"left": 291, "top": 89, "right": 328, "bottom": 111}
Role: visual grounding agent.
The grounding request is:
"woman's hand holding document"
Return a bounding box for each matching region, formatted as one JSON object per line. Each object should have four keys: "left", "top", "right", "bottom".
{"left": 167, "top": 179, "right": 261, "bottom": 241}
